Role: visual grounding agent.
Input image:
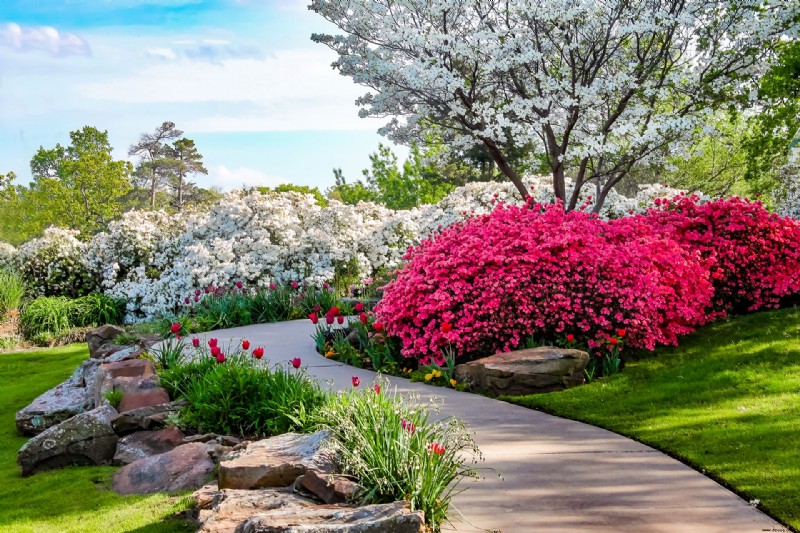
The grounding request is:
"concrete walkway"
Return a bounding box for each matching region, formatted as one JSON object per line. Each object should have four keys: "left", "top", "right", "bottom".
{"left": 193, "top": 319, "right": 787, "bottom": 533}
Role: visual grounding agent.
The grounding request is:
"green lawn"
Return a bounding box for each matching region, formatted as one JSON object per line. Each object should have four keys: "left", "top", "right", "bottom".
{"left": 504, "top": 307, "right": 800, "bottom": 531}
{"left": 0, "top": 344, "right": 193, "bottom": 533}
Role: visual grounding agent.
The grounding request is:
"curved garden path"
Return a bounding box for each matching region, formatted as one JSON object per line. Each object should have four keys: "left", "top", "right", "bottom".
{"left": 197, "top": 319, "right": 787, "bottom": 533}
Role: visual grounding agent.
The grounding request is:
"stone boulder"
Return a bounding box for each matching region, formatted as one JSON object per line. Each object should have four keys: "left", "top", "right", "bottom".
{"left": 218, "top": 431, "right": 335, "bottom": 490}
{"left": 86, "top": 325, "right": 125, "bottom": 358}
{"left": 117, "top": 387, "right": 171, "bottom": 413}
{"left": 193, "top": 486, "right": 424, "bottom": 533}
{"left": 92, "top": 358, "right": 156, "bottom": 407}
{"left": 453, "top": 347, "right": 589, "bottom": 396}
{"left": 111, "top": 400, "right": 185, "bottom": 435}
{"left": 239, "top": 501, "right": 424, "bottom": 533}
{"left": 15, "top": 358, "right": 100, "bottom": 436}
{"left": 112, "top": 442, "right": 215, "bottom": 494}
{"left": 113, "top": 426, "right": 185, "bottom": 466}
{"left": 300, "top": 469, "right": 363, "bottom": 504}
{"left": 18, "top": 405, "right": 118, "bottom": 476}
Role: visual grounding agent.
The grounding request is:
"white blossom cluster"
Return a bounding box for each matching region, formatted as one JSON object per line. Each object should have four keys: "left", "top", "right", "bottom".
{"left": 0, "top": 242, "right": 16, "bottom": 269}
{"left": 12, "top": 179, "right": 690, "bottom": 320}
{"left": 14, "top": 227, "right": 95, "bottom": 297}
{"left": 775, "top": 161, "right": 800, "bottom": 219}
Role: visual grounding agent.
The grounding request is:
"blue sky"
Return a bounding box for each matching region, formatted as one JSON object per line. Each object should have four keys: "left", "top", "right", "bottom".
{"left": 0, "top": 0, "right": 403, "bottom": 191}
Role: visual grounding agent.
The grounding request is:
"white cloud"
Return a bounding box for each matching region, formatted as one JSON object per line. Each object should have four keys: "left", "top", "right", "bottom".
{"left": 0, "top": 23, "right": 91, "bottom": 57}
{"left": 147, "top": 47, "right": 177, "bottom": 60}
{"left": 206, "top": 165, "right": 284, "bottom": 190}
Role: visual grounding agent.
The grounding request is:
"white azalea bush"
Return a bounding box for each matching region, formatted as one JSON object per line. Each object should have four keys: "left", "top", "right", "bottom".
{"left": 0, "top": 242, "right": 15, "bottom": 269}
{"left": 15, "top": 227, "right": 95, "bottom": 297}
{"left": 13, "top": 178, "right": 697, "bottom": 320}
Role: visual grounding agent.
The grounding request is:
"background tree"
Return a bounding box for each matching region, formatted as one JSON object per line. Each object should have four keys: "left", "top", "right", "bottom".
{"left": 310, "top": 0, "right": 796, "bottom": 211}
{"left": 23, "top": 126, "right": 132, "bottom": 237}
{"left": 129, "top": 121, "right": 183, "bottom": 208}
{"left": 168, "top": 138, "right": 207, "bottom": 210}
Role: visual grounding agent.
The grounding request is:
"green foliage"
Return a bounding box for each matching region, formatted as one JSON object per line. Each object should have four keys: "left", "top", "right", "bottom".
{"left": 149, "top": 336, "right": 188, "bottom": 371}
{"left": 316, "top": 381, "right": 481, "bottom": 530}
{"left": 504, "top": 307, "right": 800, "bottom": 530}
{"left": 103, "top": 388, "right": 124, "bottom": 409}
{"left": 72, "top": 293, "right": 126, "bottom": 327}
{"left": 0, "top": 344, "right": 194, "bottom": 532}
{"left": 165, "top": 351, "right": 326, "bottom": 437}
{"left": 0, "top": 268, "right": 26, "bottom": 318}
{"left": 193, "top": 292, "right": 253, "bottom": 331}
{"left": 19, "top": 297, "right": 75, "bottom": 340}
{"left": 249, "top": 286, "right": 296, "bottom": 323}
{"left": 259, "top": 184, "right": 328, "bottom": 206}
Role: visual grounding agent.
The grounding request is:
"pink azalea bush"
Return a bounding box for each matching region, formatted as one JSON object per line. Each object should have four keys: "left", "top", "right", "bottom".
{"left": 377, "top": 201, "right": 716, "bottom": 362}
{"left": 644, "top": 195, "right": 800, "bottom": 313}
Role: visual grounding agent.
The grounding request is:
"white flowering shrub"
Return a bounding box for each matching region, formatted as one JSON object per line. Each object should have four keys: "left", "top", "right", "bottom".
{"left": 775, "top": 161, "right": 800, "bottom": 219}
{"left": 18, "top": 179, "right": 699, "bottom": 320}
{"left": 0, "top": 242, "right": 15, "bottom": 269}
{"left": 15, "top": 227, "right": 95, "bottom": 297}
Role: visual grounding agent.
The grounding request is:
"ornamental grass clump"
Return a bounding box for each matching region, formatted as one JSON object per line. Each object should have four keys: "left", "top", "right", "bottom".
{"left": 0, "top": 268, "right": 26, "bottom": 318}
{"left": 317, "top": 380, "right": 481, "bottom": 530}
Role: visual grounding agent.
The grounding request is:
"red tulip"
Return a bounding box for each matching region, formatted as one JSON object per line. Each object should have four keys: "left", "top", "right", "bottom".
{"left": 193, "top": 295, "right": 199, "bottom": 302}
{"left": 208, "top": 338, "right": 218, "bottom": 348}
{"left": 216, "top": 352, "right": 226, "bottom": 364}
{"left": 337, "top": 315, "right": 344, "bottom": 325}
{"left": 170, "top": 323, "right": 181, "bottom": 335}
{"left": 269, "top": 283, "right": 276, "bottom": 290}
{"left": 184, "top": 297, "right": 190, "bottom": 305}
{"left": 236, "top": 281, "right": 243, "bottom": 289}
{"left": 359, "top": 312, "right": 368, "bottom": 325}
{"left": 401, "top": 419, "right": 416, "bottom": 434}
{"left": 351, "top": 376, "right": 360, "bottom": 387}
{"left": 373, "top": 322, "right": 384, "bottom": 333}
{"left": 427, "top": 442, "right": 445, "bottom": 455}
{"left": 313, "top": 304, "right": 321, "bottom": 312}
{"left": 327, "top": 306, "right": 340, "bottom": 317}
{"left": 440, "top": 322, "right": 452, "bottom": 333}
{"left": 566, "top": 334, "right": 575, "bottom": 343}
{"left": 609, "top": 337, "right": 619, "bottom": 345}
{"left": 211, "top": 346, "right": 221, "bottom": 357}
{"left": 373, "top": 384, "right": 381, "bottom": 394}
{"left": 325, "top": 314, "right": 335, "bottom": 325}
{"left": 308, "top": 313, "right": 319, "bottom": 324}
{"left": 242, "top": 340, "right": 250, "bottom": 350}
{"left": 291, "top": 281, "right": 299, "bottom": 290}
{"left": 253, "top": 347, "right": 265, "bottom": 359}
{"left": 617, "top": 328, "right": 626, "bottom": 338}
{"left": 354, "top": 302, "right": 364, "bottom": 313}
{"left": 291, "top": 357, "right": 301, "bottom": 369}
{"left": 192, "top": 337, "right": 200, "bottom": 348}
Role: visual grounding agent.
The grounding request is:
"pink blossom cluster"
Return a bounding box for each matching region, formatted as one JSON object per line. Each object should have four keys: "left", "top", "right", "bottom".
{"left": 377, "top": 196, "right": 800, "bottom": 362}
{"left": 644, "top": 195, "right": 800, "bottom": 313}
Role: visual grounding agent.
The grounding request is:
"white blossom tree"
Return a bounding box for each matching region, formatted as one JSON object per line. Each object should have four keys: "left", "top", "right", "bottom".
{"left": 310, "top": 0, "right": 797, "bottom": 211}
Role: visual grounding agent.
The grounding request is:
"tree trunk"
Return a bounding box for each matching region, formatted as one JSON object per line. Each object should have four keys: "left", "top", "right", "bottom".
{"left": 150, "top": 175, "right": 157, "bottom": 208}
{"left": 481, "top": 138, "right": 530, "bottom": 199}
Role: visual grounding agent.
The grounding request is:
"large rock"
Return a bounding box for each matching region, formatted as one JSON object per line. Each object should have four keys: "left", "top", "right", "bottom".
{"left": 17, "top": 405, "right": 118, "bottom": 476}
{"left": 111, "top": 400, "right": 185, "bottom": 435}
{"left": 92, "top": 359, "right": 156, "bottom": 407}
{"left": 113, "top": 426, "right": 185, "bottom": 466}
{"left": 86, "top": 325, "right": 125, "bottom": 358}
{"left": 112, "top": 442, "right": 215, "bottom": 494}
{"left": 218, "top": 431, "right": 335, "bottom": 490}
{"left": 453, "top": 347, "right": 589, "bottom": 396}
{"left": 194, "top": 486, "right": 424, "bottom": 533}
{"left": 300, "top": 469, "right": 363, "bottom": 504}
{"left": 239, "top": 501, "right": 424, "bottom": 533}
{"left": 117, "top": 387, "right": 170, "bottom": 413}
{"left": 15, "top": 359, "right": 100, "bottom": 436}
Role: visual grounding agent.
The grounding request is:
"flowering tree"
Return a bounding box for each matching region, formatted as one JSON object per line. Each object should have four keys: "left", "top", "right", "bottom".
{"left": 310, "top": 0, "right": 796, "bottom": 211}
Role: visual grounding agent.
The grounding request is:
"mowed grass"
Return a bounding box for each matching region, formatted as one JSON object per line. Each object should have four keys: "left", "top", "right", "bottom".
{"left": 0, "top": 344, "right": 193, "bottom": 533}
{"left": 504, "top": 307, "right": 800, "bottom": 530}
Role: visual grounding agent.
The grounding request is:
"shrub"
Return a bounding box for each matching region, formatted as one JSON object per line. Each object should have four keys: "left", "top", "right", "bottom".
{"left": 164, "top": 348, "right": 325, "bottom": 437}
{"left": 0, "top": 268, "right": 26, "bottom": 318}
{"left": 0, "top": 242, "right": 15, "bottom": 269}
{"left": 316, "top": 381, "right": 480, "bottom": 530}
{"left": 19, "top": 296, "right": 75, "bottom": 340}
{"left": 72, "top": 293, "right": 126, "bottom": 326}
{"left": 192, "top": 291, "right": 253, "bottom": 331}
{"left": 643, "top": 195, "right": 800, "bottom": 313}
{"left": 15, "top": 227, "right": 95, "bottom": 297}
{"left": 378, "top": 202, "right": 715, "bottom": 362}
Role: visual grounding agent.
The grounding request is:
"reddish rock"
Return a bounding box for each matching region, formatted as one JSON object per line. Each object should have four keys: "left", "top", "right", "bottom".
{"left": 111, "top": 401, "right": 185, "bottom": 435}
{"left": 118, "top": 388, "right": 171, "bottom": 413}
{"left": 113, "top": 442, "right": 215, "bottom": 495}
{"left": 301, "top": 469, "right": 363, "bottom": 504}
{"left": 93, "top": 359, "right": 156, "bottom": 406}
{"left": 113, "top": 426, "right": 185, "bottom": 465}
{"left": 86, "top": 325, "right": 125, "bottom": 358}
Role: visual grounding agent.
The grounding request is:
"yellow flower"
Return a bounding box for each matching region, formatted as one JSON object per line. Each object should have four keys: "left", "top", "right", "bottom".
{"left": 324, "top": 350, "right": 336, "bottom": 358}
{"left": 434, "top": 370, "right": 442, "bottom": 378}
{"left": 450, "top": 379, "right": 457, "bottom": 387}
{"left": 424, "top": 373, "right": 433, "bottom": 381}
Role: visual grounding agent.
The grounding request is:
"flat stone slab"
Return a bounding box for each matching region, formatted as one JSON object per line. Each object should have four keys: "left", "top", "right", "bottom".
{"left": 117, "top": 387, "right": 170, "bottom": 413}
{"left": 111, "top": 400, "right": 185, "bottom": 436}
{"left": 18, "top": 405, "right": 118, "bottom": 476}
{"left": 453, "top": 347, "right": 589, "bottom": 395}
{"left": 300, "top": 469, "right": 363, "bottom": 504}
{"left": 113, "top": 442, "right": 215, "bottom": 494}
{"left": 87, "top": 325, "right": 125, "bottom": 358}
{"left": 194, "top": 486, "right": 424, "bottom": 533}
{"left": 218, "top": 431, "right": 335, "bottom": 490}
{"left": 15, "top": 359, "right": 100, "bottom": 436}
